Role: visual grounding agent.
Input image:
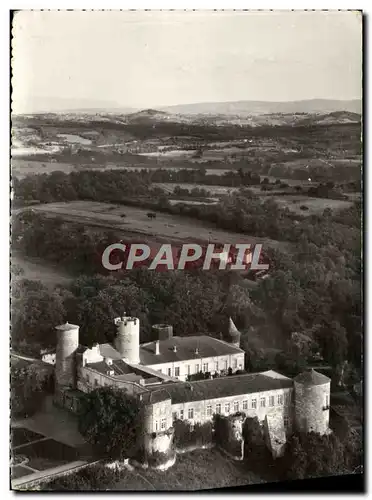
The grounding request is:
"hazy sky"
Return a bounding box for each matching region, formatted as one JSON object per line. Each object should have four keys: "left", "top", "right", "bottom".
{"left": 12, "top": 10, "right": 362, "bottom": 113}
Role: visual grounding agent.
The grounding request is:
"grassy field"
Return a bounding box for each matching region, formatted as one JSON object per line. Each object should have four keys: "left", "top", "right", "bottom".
{"left": 113, "top": 448, "right": 264, "bottom": 491}
{"left": 12, "top": 253, "right": 74, "bottom": 288}
{"left": 153, "top": 182, "right": 240, "bottom": 196}
{"left": 272, "top": 195, "right": 352, "bottom": 215}
{"left": 30, "top": 200, "right": 288, "bottom": 251}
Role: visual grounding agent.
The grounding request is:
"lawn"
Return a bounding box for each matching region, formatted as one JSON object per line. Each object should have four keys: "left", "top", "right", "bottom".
{"left": 12, "top": 428, "right": 45, "bottom": 448}
{"left": 14, "top": 438, "right": 80, "bottom": 472}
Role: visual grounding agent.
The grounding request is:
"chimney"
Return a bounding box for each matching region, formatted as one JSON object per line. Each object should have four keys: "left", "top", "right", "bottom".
{"left": 195, "top": 347, "right": 199, "bottom": 355}
{"left": 155, "top": 340, "right": 160, "bottom": 355}
{"left": 173, "top": 345, "right": 177, "bottom": 353}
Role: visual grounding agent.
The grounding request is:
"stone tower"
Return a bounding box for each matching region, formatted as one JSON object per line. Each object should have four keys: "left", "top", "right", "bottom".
{"left": 114, "top": 314, "right": 140, "bottom": 364}
{"left": 55, "top": 322, "right": 80, "bottom": 390}
{"left": 294, "top": 368, "right": 331, "bottom": 435}
{"left": 227, "top": 317, "right": 241, "bottom": 348}
{"left": 152, "top": 324, "right": 173, "bottom": 341}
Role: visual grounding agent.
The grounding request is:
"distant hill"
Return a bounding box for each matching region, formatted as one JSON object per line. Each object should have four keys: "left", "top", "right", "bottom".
{"left": 13, "top": 96, "right": 137, "bottom": 115}
{"left": 160, "top": 99, "right": 362, "bottom": 116}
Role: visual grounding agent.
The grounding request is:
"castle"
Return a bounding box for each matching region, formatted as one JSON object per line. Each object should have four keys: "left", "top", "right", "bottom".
{"left": 50, "top": 314, "right": 331, "bottom": 464}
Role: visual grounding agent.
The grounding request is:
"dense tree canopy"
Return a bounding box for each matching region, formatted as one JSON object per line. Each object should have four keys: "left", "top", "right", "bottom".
{"left": 78, "top": 387, "right": 143, "bottom": 460}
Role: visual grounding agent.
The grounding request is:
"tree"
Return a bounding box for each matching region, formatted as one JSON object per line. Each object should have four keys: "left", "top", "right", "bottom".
{"left": 11, "top": 279, "right": 67, "bottom": 349}
{"left": 78, "top": 387, "right": 143, "bottom": 461}
{"left": 282, "top": 432, "right": 350, "bottom": 480}
{"left": 314, "top": 320, "right": 348, "bottom": 368}
{"left": 11, "top": 362, "right": 53, "bottom": 417}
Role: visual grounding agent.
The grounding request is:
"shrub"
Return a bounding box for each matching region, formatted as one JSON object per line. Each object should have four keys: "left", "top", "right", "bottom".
{"left": 42, "top": 464, "right": 122, "bottom": 491}
{"left": 147, "top": 450, "right": 175, "bottom": 467}
{"left": 174, "top": 420, "right": 213, "bottom": 449}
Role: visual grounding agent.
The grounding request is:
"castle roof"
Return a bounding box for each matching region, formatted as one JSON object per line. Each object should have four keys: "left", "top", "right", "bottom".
{"left": 146, "top": 370, "right": 293, "bottom": 405}
{"left": 139, "top": 335, "right": 243, "bottom": 366}
{"left": 227, "top": 317, "right": 241, "bottom": 341}
{"left": 294, "top": 369, "right": 330, "bottom": 386}
{"left": 55, "top": 322, "right": 79, "bottom": 331}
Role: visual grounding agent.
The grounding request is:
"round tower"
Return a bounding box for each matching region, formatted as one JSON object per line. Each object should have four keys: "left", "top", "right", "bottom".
{"left": 55, "top": 322, "right": 80, "bottom": 390}
{"left": 294, "top": 369, "right": 331, "bottom": 435}
{"left": 227, "top": 317, "right": 241, "bottom": 348}
{"left": 114, "top": 314, "right": 140, "bottom": 364}
{"left": 152, "top": 324, "right": 173, "bottom": 341}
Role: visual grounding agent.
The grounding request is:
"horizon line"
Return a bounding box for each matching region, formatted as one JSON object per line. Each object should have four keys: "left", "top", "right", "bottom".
{"left": 13, "top": 96, "right": 362, "bottom": 116}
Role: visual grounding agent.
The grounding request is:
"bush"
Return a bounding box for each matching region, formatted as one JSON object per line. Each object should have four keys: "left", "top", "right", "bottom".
{"left": 42, "top": 464, "right": 122, "bottom": 491}
{"left": 279, "top": 431, "right": 357, "bottom": 480}
{"left": 147, "top": 450, "right": 175, "bottom": 467}
{"left": 174, "top": 420, "right": 213, "bottom": 449}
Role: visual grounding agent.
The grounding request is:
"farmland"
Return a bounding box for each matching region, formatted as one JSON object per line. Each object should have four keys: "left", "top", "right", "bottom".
{"left": 272, "top": 196, "right": 353, "bottom": 215}
{"left": 12, "top": 253, "right": 74, "bottom": 288}
{"left": 30, "top": 200, "right": 288, "bottom": 250}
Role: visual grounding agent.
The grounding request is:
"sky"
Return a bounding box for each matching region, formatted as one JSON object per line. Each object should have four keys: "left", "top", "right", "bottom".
{"left": 11, "top": 10, "right": 362, "bottom": 113}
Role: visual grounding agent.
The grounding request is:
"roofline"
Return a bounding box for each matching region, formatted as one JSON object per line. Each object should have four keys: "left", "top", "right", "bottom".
{"left": 148, "top": 370, "right": 293, "bottom": 391}
{"left": 211, "top": 336, "right": 245, "bottom": 353}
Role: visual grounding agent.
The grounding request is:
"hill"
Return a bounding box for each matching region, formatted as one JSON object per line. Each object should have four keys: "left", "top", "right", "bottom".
{"left": 160, "top": 99, "right": 362, "bottom": 116}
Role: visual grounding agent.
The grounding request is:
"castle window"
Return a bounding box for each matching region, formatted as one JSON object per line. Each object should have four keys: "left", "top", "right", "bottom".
{"left": 234, "top": 401, "right": 239, "bottom": 412}
{"left": 260, "top": 397, "right": 266, "bottom": 408}
{"left": 225, "top": 403, "right": 230, "bottom": 414}
{"left": 215, "top": 361, "right": 219, "bottom": 371}
{"left": 269, "top": 396, "right": 275, "bottom": 407}
{"left": 252, "top": 399, "right": 257, "bottom": 409}
{"left": 188, "top": 408, "right": 194, "bottom": 419}
{"left": 284, "top": 416, "right": 289, "bottom": 427}
{"left": 277, "top": 394, "right": 283, "bottom": 405}
{"left": 216, "top": 404, "right": 221, "bottom": 414}
{"left": 187, "top": 365, "right": 191, "bottom": 375}
{"left": 285, "top": 392, "right": 290, "bottom": 404}
{"left": 224, "top": 360, "right": 228, "bottom": 370}
{"left": 206, "top": 405, "right": 212, "bottom": 417}
{"left": 168, "top": 368, "right": 172, "bottom": 376}
{"left": 161, "top": 418, "right": 166, "bottom": 430}
{"left": 325, "top": 394, "right": 329, "bottom": 407}
{"left": 233, "top": 358, "right": 238, "bottom": 369}
{"left": 203, "top": 363, "right": 208, "bottom": 373}
{"left": 173, "top": 412, "right": 178, "bottom": 421}
{"left": 180, "top": 410, "right": 184, "bottom": 420}
{"left": 195, "top": 364, "right": 200, "bottom": 373}
{"left": 175, "top": 367, "right": 180, "bottom": 377}
{"left": 242, "top": 400, "right": 248, "bottom": 410}
{"left": 155, "top": 421, "right": 159, "bottom": 431}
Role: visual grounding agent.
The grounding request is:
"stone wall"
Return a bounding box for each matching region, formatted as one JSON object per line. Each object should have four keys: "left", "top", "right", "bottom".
{"left": 170, "top": 387, "right": 293, "bottom": 428}
{"left": 143, "top": 399, "right": 173, "bottom": 433}
{"left": 214, "top": 414, "right": 245, "bottom": 460}
{"left": 294, "top": 381, "right": 330, "bottom": 434}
